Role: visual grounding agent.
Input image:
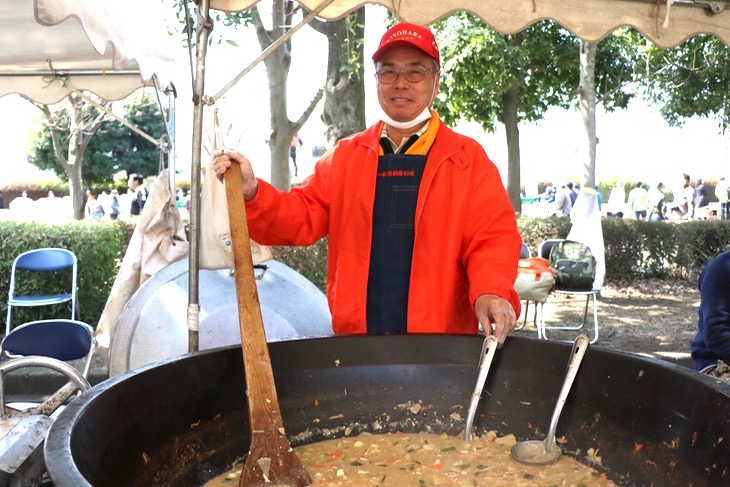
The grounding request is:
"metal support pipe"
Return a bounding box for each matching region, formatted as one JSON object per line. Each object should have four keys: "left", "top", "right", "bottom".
{"left": 188, "top": 0, "right": 212, "bottom": 354}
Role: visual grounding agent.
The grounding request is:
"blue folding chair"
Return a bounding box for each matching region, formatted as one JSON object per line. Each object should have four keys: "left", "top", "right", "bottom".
{"left": 5, "top": 248, "right": 78, "bottom": 336}
{"left": 0, "top": 320, "right": 94, "bottom": 484}
{"left": 1, "top": 319, "right": 96, "bottom": 379}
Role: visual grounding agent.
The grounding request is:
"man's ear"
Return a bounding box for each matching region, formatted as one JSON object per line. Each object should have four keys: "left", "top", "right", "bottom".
{"left": 430, "top": 73, "right": 440, "bottom": 106}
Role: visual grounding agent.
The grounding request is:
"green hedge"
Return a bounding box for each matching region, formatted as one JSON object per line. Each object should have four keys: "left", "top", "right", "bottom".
{"left": 277, "top": 217, "right": 730, "bottom": 292}
{"left": 3, "top": 217, "right": 728, "bottom": 331}
{"left": 271, "top": 240, "right": 328, "bottom": 293}
{"left": 0, "top": 220, "right": 134, "bottom": 329}
{"left": 518, "top": 216, "right": 730, "bottom": 282}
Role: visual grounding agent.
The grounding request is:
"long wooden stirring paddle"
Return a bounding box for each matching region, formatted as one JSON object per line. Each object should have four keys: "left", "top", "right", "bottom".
{"left": 224, "top": 165, "right": 312, "bottom": 486}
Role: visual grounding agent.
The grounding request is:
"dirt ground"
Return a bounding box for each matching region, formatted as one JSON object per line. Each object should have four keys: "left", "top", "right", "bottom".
{"left": 512, "top": 278, "right": 700, "bottom": 368}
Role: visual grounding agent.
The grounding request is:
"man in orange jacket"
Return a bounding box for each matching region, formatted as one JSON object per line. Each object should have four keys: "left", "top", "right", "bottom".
{"left": 213, "top": 22, "right": 521, "bottom": 342}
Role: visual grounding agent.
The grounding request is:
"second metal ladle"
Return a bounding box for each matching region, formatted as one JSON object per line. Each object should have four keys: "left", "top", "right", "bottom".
{"left": 510, "top": 334, "right": 589, "bottom": 465}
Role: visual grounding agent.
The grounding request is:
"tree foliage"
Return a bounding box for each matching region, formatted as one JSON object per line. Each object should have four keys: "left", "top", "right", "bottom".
{"left": 434, "top": 15, "right": 640, "bottom": 131}
{"left": 171, "top": 0, "right": 255, "bottom": 48}
{"left": 29, "top": 93, "right": 166, "bottom": 189}
{"left": 642, "top": 34, "right": 730, "bottom": 133}
{"left": 433, "top": 15, "right": 581, "bottom": 131}
{"left": 431, "top": 14, "right": 641, "bottom": 208}
{"left": 28, "top": 96, "right": 103, "bottom": 182}
{"left": 432, "top": 15, "right": 583, "bottom": 209}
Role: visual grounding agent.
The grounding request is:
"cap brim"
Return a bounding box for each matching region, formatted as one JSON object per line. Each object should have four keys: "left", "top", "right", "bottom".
{"left": 372, "top": 40, "right": 437, "bottom": 64}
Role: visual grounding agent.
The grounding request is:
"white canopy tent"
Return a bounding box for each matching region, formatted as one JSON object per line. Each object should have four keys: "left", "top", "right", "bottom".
{"left": 0, "top": 0, "right": 179, "bottom": 184}
{"left": 0, "top": 0, "right": 184, "bottom": 363}
{"left": 0, "top": 0, "right": 176, "bottom": 104}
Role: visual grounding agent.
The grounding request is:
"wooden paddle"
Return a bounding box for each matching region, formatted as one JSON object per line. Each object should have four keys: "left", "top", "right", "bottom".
{"left": 224, "top": 166, "right": 312, "bottom": 486}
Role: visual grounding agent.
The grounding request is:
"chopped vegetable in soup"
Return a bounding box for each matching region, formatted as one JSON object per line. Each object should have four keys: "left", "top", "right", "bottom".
{"left": 204, "top": 431, "right": 616, "bottom": 486}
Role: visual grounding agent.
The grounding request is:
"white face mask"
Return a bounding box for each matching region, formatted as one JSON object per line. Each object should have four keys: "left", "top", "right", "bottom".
{"left": 380, "top": 107, "right": 432, "bottom": 130}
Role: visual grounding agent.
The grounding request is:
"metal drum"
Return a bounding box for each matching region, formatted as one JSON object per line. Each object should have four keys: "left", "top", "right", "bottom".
{"left": 107, "top": 259, "right": 332, "bottom": 376}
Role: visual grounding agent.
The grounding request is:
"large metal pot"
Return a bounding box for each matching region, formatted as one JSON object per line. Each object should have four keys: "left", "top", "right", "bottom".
{"left": 45, "top": 335, "right": 730, "bottom": 486}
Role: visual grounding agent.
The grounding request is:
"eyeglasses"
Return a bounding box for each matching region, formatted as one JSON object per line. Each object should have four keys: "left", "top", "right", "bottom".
{"left": 374, "top": 66, "right": 440, "bottom": 84}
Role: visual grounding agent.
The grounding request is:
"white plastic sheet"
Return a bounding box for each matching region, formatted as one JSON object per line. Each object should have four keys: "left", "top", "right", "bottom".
{"left": 567, "top": 187, "right": 606, "bottom": 290}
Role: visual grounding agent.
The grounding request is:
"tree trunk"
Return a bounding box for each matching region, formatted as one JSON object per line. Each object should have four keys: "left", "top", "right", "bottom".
{"left": 253, "top": 1, "right": 326, "bottom": 190}
{"left": 42, "top": 94, "right": 106, "bottom": 219}
{"left": 579, "top": 41, "right": 597, "bottom": 189}
{"left": 255, "top": 1, "right": 293, "bottom": 191}
{"left": 316, "top": 8, "right": 366, "bottom": 147}
{"left": 502, "top": 84, "right": 522, "bottom": 213}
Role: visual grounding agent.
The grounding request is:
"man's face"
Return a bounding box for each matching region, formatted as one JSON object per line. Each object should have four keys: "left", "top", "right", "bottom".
{"left": 375, "top": 46, "right": 440, "bottom": 123}
{"left": 129, "top": 178, "right": 139, "bottom": 189}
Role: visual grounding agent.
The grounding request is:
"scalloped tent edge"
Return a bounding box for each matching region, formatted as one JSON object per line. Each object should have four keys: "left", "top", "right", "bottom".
{"left": 210, "top": 0, "right": 730, "bottom": 49}
{"left": 0, "top": 0, "right": 177, "bottom": 105}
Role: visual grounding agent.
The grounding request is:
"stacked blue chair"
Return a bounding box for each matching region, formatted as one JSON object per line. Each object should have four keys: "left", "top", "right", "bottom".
{"left": 5, "top": 248, "right": 78, "bottom": 336}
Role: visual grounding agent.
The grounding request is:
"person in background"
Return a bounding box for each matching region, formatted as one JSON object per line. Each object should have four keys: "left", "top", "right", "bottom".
{"left": 537, "top": 185, "right": 556, "bottom": 217}
{"left": 566, "top": 181, "right": 578, "bottom": 205}
{"left": 627, "top": 181, "right": 649, "bottom": 220}
{"left": 0, "top": 189, "right": 4, "bottom": 209}
{"left": 693, "top": 178, "right": 709, "bottom": 220}
{"left": 678, "top": 173, "right": 695, "bottom": 220}
{"left": 290, "top": 134, "right": 303, "bottom": 177}
{"left": 128, "top": 174, "right": 148, "bottom": 216}
{"left": 213, "top": 22, "right": 521, "bottom": 342}
{"left": 691, "top": 249, "right": 730, "bottom": 381}
{"left": 110, "top": 190, "right": 120, "bottom": 220}
{"left": 553, "top": 182, "right": 573, "bottom": 216}
{"left": 716, "top": 176, "right": 729, "bottom": 220}
{"left": 84, "top": 191, "right": 105, "bottom": 220}
{"left": 648, "top": 182, "right": 667, "bottom": 222}
{"left": 540, "top": 185, "right": 555, "bottom": 203}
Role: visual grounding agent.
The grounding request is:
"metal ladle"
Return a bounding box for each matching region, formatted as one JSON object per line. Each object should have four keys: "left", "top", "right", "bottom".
{"left": 510, "top": 334, "right": 589, "bottom": 465}
{"left": 462, "top": 335, "right": 500, "bottom": 441}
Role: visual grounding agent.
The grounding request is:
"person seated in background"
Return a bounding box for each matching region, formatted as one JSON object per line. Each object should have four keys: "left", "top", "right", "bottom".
{"left": 540, "top": 185, "right": 555, "bottom": 203}
{"left": 647, "top": 182, "right": 667, "bottom": 222}
{"left": 691, "top": 250, "right": 730, "bottom": 381}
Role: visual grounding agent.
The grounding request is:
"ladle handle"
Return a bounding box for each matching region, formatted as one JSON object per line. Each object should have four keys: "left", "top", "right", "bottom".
{"left": 224, "top": 165, "right": 283, "bottom": 433}
{"left": 544, "top": 334, "right": 589, "bottom": 452}
{"left": 464, "top": 335, "right": 500, "bottom": 441}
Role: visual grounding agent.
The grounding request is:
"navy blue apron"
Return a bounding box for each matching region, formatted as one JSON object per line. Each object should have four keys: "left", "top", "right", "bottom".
{"left": 367, "top": 136, "right": 426, "bottom": 333}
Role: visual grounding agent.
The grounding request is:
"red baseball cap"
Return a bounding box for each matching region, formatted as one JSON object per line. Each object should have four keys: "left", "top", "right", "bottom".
{"left": 372, "top": 22, "right": 440, "bottom": 66}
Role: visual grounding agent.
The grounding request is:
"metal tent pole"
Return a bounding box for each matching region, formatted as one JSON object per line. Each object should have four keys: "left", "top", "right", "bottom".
{"left": 188, "top": 0, "right": 212, "bottom": 353}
